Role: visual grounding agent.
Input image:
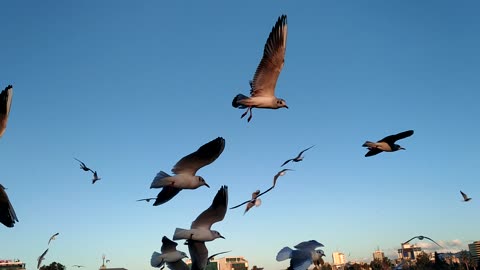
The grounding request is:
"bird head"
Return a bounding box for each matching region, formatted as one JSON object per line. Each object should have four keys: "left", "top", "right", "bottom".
{"left": 394, "top": 144, "right": 406, "bottom": 151}
{"left": 198, "top": 176, "right": 210, "bottom": 188}
{"left": 276, "top": 98, "right": 288, "bottom": 109}
{"left": 0, "top": 184, "right": 5, "bottom": 190}
{"left": 180, "top": 252, "right": 189, "bottom": 259}
{"left": 212, "top": 230, "right": 225, "bottom": 239}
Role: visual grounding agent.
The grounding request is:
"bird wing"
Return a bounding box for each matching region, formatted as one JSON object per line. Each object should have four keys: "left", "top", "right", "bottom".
{"left": 281, "top": 159, "right": 293, "bottom": 167}
{"left": 257, "top": 186, "right": 274, "bottom": 197}
{"left": 289, "top": 250, "right": 312, "bottom": 270}
{"left": 187, "top": 240, "right": 208, "bottom": 270}
{"left": 153, "top": 187, "right": 182, "bottom": 206}
{"left": 161, "top": 236, "right": 179, "bottom": 253}
{"left": 297, "top": 145, "right": 315, "bottom": 157}
{"left": 166, "top": 259, "right": 190, "bottom": 270}
{"left": 250, "top": 15, "right": 287, "bottom": 98}
{"left": 273, "top": 169, "right": 292, "bottom": 186}
{"left": 402, "top": 236, "right": 418, "bottom": 244}
{"left": 172, "top": 137, "right": 225, "bottom": 175}
{"left": 48, "top": 233, "right": 59, "bottom": 245}
{"left": 423, "top": 236, "right": 443, "bottom": 248}
{"left": 229, "top": 199, "right": 250, "bottom": 210}
{"left": 379, "top": 130, "right": 414, "bottom": 144}
{"left": 230, "top": 190, "right": 260, "bottom": 210}
{"left": 460, "top": 190, "right": 468, "bottom": 200}
{"left": 191, "top": 186, "right": 228, "bottom": 229}
{"left": 294, "top": 240, "right": 324, "bottom": 251}
{"left": 207, "top": 250, "right": 232, "bottom": 262}
{"left": 0, "top": 186, "right": 18, "bottom": 228}
{"left": 38, "top": 248, "right": 49, "bottom": 269}
{"left": 365, "top": 148, "right": 382, "bottom": 157}
{"left": 0, "top": 85, "right": 13, "bottom": 137}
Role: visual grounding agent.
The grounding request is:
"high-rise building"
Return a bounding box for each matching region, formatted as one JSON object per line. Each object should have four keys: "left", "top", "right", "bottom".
{"left": 469, "top": 241, "right": 480, "bottom": 264}
{"left": 397, "top": 243, "right": 422, "bottom": 260}
{"left": 373, "top": 249, "right": 385, "bottom": 261}
{"left": 0, "top": 260, "right": 26, "bottom": 270}
{"left": 332, "top": 252, "right": 346, "bottom": 266}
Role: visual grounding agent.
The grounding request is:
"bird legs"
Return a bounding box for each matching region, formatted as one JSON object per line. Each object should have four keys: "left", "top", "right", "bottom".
{"left": 241, "top": 107, "right": 253, "bottom": 122}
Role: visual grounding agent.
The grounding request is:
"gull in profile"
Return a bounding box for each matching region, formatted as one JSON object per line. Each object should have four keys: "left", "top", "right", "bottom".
{"left": 232, "top": 14, "right": 288, "bottom": 122}
{"left": 74, "top": 158, "right": 92, "bottom": 172}
{"left": 175, "top": 186, "right": 228, "bottom": 270}
{"left": 0, "top": 85, "right": 13, "bottom": 138}
{"left": 48, "top": 232, "right": 59, "bottom": 245}
{"left": 460, "top": 190, "right": 472, "bottom": 202}
{"left": 150, "top": 137, "right": 225, "bottom": 206}
{"left": 362, "top": 130, "right": 414, "bottom": 157}
{"left": 136, "top": 197, "right": 156, "bottom": 202}
{"left": 92, "top": 171, "right": 101, "bottom": 184}
{"left": 151, "top": 236, "right": 188, "bottom": 269}
{"left": 402, "top": 235, "right": 442, "bottom": 248}
{"left": 0, "top": 184, "right": 18, "bottom": 228}
{"left": 230, "top": 190, "right": 263, "bottom": 215}
{"left": 37, "top": 248, "right": 49, "bottom": 269}
{"left": 281, "top": 145, "right": 315, "bottom": 167}
{"left": 276, "top": 240, "right": 325, "bottom": 270}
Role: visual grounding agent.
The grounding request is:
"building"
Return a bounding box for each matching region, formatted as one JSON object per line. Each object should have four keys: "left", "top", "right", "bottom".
{"left": 0, "top": 260, "right": 26, "bottom": 270}
{"left": 332, "top": 252, "right": 346, "bottom": 267}
{"left": 186, "top": 256, "right": 248, "bottom": 270}
{"left": 397, "top": 243, "right": 422, "bottom": 260}
{"left": 373, "top": 249, "right": 385, "bottom": 261}
{"left": 469, "top": 241, "right": 480, "bottom": 264}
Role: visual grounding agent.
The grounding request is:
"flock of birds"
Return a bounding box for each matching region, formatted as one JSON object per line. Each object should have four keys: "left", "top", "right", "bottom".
{"left": 0, "top": 13, "right": 475, "bottom": 270}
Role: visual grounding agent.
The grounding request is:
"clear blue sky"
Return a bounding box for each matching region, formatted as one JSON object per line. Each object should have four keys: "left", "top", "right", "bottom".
{"left": 1, "top": 1, "right": 479, "bottom": 269}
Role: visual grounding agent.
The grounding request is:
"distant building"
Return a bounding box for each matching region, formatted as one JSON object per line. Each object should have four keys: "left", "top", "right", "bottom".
{"left": 397, "top": 243, "right": 422, "bottom": 260}
{"left": 332, "top": 252, "right": 346, "bottom": 266}
{"left": 186, "top": 256, "right": 248, "bottom": 270}
{"left": 373, "top": 249, "right": 385, "bottom": 261}
{"left": 469, "top": 241, "right": 480, "bottom": 264}
{"left": 0, "top": 260, "right": 26, "bottom": 270}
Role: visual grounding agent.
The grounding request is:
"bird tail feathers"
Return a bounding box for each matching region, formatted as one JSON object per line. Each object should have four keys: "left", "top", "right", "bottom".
{"left": 173, "top": 228, "right": 189, "bottom": 240}
{"left": 150, "top": 252, "right": 165, "bottom": 268}
{"left": 150, "top": 171, "right": 171, "bottom": 189}
{"left": 232, "top": 94, "right": 248, "bottom": 108}
{"left": 362, "top": 141, "right": 376, "bottom": 148}
{"left": 276, "top": 247, "right": 293, "bottom": 261}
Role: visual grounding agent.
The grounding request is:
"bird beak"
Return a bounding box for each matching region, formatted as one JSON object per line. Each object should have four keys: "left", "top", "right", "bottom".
{"left": 205, "top": 183, "right": 210, "bottom": 188}
{"left": 400, "top": 147, "right": 406, "bottom": 150}
{"left": 285, "top": 106, "right": 289, "bottom": 109}
{"left": 220, "top": 235, "right": 225, "bottom": 239}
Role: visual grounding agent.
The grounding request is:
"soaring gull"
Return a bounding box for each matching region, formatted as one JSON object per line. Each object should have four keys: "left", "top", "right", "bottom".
{"left": 362, "top": 130, "right": 414, "bottom": 157}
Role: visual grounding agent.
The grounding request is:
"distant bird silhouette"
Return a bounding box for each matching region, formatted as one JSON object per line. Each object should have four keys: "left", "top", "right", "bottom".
{"left": 460, "top": 191, "right": 472, "bottom": 202}
{"left": 48, "top": 232, "right": 59, "bottom": 245}
{"left": 276, "top": 240, "right": 325, "bottom": 270}
{"left": 137, "top": 198, "right": 156, "bottom": 202}
{"left": 363, "top": 130, "right": 414, "bottom": 157}
{"left": 37, "top": 248, "right": 49, "bottom": 269}
{"left": 0, "top": 85, "right": 13, "bottom": 138}
{"left": 92, "top": 171, "right": 101, "bottom": 184}
{"left": 232, "top": 15, "right": 289, "bottom": 122}
{"left": 281, "top": 145, "right": 314, "bottom": 167}
{"left": 150, "top": 137, "right": 225, "bottom": 206}
{"left": 151, "top": 236, "right": 188, "bottom": 269}
{"left": 106, "top": 260, "right": 110, "bottom": 263}
{"left": 72, "top": 265, "right": 85, "bottom": 268}
{"left": 0, "top": 184, "right": 18, "bottom": 228}
{"left": 74, "top": 158, "right": 93, "bottom": 172}
{"left": 403, "top": 235, "right": 442, "bottom": 248}
{"left": 230, "top": 190, "right": 263, "bottom": 215}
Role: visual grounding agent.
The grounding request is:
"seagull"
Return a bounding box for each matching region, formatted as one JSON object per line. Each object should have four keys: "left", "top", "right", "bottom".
{"left": 150, "top": 137, "right": 225, "bottom": 206}
{"left": 74, "top": 158, "right": 93, "bottom": 172}
{"left": 0, "top": 184, "right": 18, "bottom": 228}
{"left": 362, "top": 130, "right": 414, "bottom": 157}
{"left": 92, "top": 171, "right": 101, "bottom": 184}
{"left": 402, "top": 235, "right": 442, "bottom": 248}
{"left": 72, "top": 265, "right": 85, "bottom": 268}
{"left": 136, "top": 198, "right": 156, "bottom": 202}
{"left": 460, "top": 190, "right": 472, "bottom": 202}
{"left": 229, "top": 190, "right": 263, "bottom": 215}
{"left": 281, "top": 145, "right": 315, "bottom": 167}
{"left": 106, "top": 260, "right": 110, "bottom": 263}
{"left": 276, "top": 240, "right": 325, "bottom": 270}
{"left": 48, "top": 232, "right": 59, "bottom": 245}
{"left": 173, "top": 185, "right": 228, "bottom": 242}
{"left": 232, "top": 14, "right": 288, "bottom": 122}
{"left": 37, "top": 248, "right": 49, "bottom": 269}
{"left": 207, "top": 250, "right": 231, "bottom": 263}
{"left": 0, "top": 85, "right": 13, "bottom": 138}
{"left": 151, "top": 236, "right": 188, "bottom": 269}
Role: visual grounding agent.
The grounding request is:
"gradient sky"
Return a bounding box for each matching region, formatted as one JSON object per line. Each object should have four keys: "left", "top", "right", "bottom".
{"left": 1, "top": 1, "right": 479, "bottom": 269}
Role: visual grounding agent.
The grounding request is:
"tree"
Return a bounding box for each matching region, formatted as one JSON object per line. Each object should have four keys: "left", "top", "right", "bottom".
{"left": 459, "top": 250, "right": 477, "bottom": 270}
{"left": 39, "top": 262, "right": 66, "bottom": 270}
{"left": 415, "top": 251, "right": 433, "bottom": 270}
{"left": 370, "top": 258, "right": 383, "bottom": 270}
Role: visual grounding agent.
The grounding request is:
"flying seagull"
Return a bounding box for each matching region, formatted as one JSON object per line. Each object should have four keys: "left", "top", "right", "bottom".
{"left": 281, "top": 145, "right": 315, "bottom": 167}
{"left": 151, "top": 236, "right": 188, "bottom": 269}
{"left": 150, "top": 137, "right": 225, "bottom": 206}
{"left": 460, "top": 190, "right": 472, "bottom": 202}
{"left": 72, "top": 265, "right": 85, "bottom": 268}
{"left": 232, "top": 14, "right": 289, "bottom": 122}
{"left": 230, "top": 190, "right": 262, "bottom": 215}
{"left": 402, "top": 235, "right": 442, "bottom": 248}
{"left": 74, "top": 158, "right": 93, "bottom": 172}
{"left": 0, "top": 85, "right": 13, "bottom": 138}
{"left": 362, "top": 130, "right": 414, "bottom": 157}
{"left": 37, "top": 248, "right": 49, "bottom": 269}
{"left": 137, "top": 197, "right": 156, "bottom": 202}
{"left": 92, "top": 171, "right": 101, "bottom": 184}
{"left": 48, "top": 232, "right": 59, "bottom": 245}
{"left": 276, "top": 240, "right": 325, "bottom": 270}
{"left": 0, "top": 184, "right": 18, "bottom": 228}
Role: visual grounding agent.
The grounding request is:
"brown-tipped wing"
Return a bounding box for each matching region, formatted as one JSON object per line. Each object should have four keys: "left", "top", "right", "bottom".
{"left": 161, "top": 236, "right": 178, "bottom": 253}
{"left": 379, "top": 130, "right": 414, "bottom": 144}
{"left": 191, "top": 186, "right": 228, "bottom": 229}
{"left": 365, "top": 148, "right": 382, "bottom": 157}
{"left": 188, "top": 240, "right": 208, "bottom": 270}
{"left": 172, "top": 137, "right": 225, "bottom": 175}
{"left": 460, "top": 190, "right": 469, "bottom": 200}
{"left": 153, "top": 186, "right": 182, "bottom": 206}
{"left": 0, "top": 186, "right": 18, "bottom": 228}
{"left": 250, "top": 15, "right": 287, "bottom": 98}
{"left": 0, "top": 85, "right": 13, "bottom": 138}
